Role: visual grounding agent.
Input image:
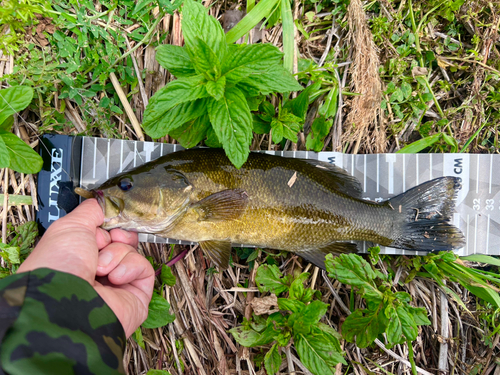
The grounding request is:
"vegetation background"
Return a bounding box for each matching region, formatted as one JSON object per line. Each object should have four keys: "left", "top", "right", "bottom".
{"left": 0, "top": 0, "right": 500, "bottom": 374}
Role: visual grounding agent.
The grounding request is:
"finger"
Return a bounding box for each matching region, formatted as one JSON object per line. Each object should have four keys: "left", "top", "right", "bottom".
{"left": 96, "top": 242, "right": 137, "bottom": 276}
{"left": 109, "top": 228, "right": 139, "bottom": 248}
{"left": 96, "top": 228, "right": 112, "bottom": 250}
{"left": 50, "top": 198, "right": 104, "bottom": 234}
{"left": 107, "top": 252, "right": 154, "bottom": 287}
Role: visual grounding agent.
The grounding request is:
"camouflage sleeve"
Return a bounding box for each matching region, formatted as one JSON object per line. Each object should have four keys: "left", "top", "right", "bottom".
{"left": 0, "top": 268, "right": 126, "bottom": 375}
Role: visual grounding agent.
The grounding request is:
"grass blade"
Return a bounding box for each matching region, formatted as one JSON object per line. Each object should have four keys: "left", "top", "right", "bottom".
{"left": 226, "top": 0, "right": 280, "bottom": 44}
{"left": 396, "top": 133, "right": 442, "bottom": 153}
{"left": 281, "top": 0, "right": 294, "bottom": 73}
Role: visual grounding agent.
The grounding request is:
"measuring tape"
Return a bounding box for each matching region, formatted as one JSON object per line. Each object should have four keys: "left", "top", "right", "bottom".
{"left": 73, "top": 137, "right": 498, "bottom": 256}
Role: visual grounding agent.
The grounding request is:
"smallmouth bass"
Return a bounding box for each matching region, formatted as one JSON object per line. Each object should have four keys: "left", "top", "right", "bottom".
{"left": 92, "top": 148, "right": 465, "bottom": 269}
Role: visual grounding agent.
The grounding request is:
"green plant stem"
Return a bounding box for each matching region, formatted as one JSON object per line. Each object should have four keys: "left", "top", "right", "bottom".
{"left": 422, "top": 78, "right": 446, "bottom": 120}
{"left": 407, "top": 341, "right": 417, "bottom": 375}
{"left": 247, "top": 0, "right": 255, "bottom": 13}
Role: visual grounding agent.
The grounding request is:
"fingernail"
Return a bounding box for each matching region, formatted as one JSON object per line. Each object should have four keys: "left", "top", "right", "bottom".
{"left": 114, "top": 264, "right": 127, "bottom": 279}
{"left": 98, "top": 251, "right": 113, "bottom": 268}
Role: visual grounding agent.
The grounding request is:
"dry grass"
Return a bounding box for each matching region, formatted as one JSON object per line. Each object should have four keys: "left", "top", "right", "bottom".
{"left": 1, "top": 0, "right": 500, "bottom": 374}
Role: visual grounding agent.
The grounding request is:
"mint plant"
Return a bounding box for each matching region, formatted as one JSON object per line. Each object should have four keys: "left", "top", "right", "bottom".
{"left": 0, "top": 86, "right": 43, "bottom": 174}
{"left": 252, "top": 83, "right": 318, "bottom": 144}
{"left": 325, "top": 253, "right": 431, "bottom": 374}
{"left": 229, "top": 264, "right": 346, "bottom": 375}
{"left": 143, "top": 0, "right": 302, "bottom": 168}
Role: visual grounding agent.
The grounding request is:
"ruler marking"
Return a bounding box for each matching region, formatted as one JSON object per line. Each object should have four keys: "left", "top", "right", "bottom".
{"left": 376, "top": 154, "right": 379, "bottom": 193}
{"left": 403, "top": 154, "right": 406, "bottom": 191}
{"left": 363, "top": 154, "right": 367, "bottom": 192}
{"left": 106, "top": 139, "right": 110, "bottom": 180}
{"left": 466, "top": 214, "right": 469, "bottom": 254}
{"left": 80, "top": 136, "right": 85, "bottom": 190}
{"left": 161, "top": 142, "right": 164, "bottom": 156}
{"left": 416, "top": 154, "right": 419, "bottom": 185}
{"left": 174, "top": 143, "right": 177, "bottom": 152}
{"left": 486, "top": 214, "right": 490, "bottom": 254}
{"left": 489, "top": 154, "right": 493, "bottom": 194}
{"left": 351, "top": 154, "right": 354, "bottom": 176}
{"left": 119, "top": 139, "right": 123, "bottom": 173}
{"left": 93, "top": 139, "right": 97, "bottom": 179}
{"left": 474, "top": 214, "right": 478, "bottom": 254}
{"left": 429, "top": 154, "right": 432, "bottom": 180}
{"left": 133, "top": 142, "right": 137, "bottom": 168}
{"left": 476, "top": 156, "right": 480, "bottom": 194}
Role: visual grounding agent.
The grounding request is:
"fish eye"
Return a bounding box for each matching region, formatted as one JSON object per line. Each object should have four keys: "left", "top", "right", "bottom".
{"left": 118, "top": 178, "right": 133, "bottom": 191}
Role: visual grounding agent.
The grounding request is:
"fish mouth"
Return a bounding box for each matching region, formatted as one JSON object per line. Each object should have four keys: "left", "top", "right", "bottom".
{"left": 92, "top": 190, "right": 124, "bottom": 223}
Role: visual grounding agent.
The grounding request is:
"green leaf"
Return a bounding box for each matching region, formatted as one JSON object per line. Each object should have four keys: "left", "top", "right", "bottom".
{"left": 396, "top": 133, "right": 442, "bottom": 153}
{"left": 270, "top": 119, "right": 284, "bottom": 143}
{"left": 406, "top": 306, "right": 431, "bottom": 326}
{"left": 187, "top": 37, "right": 221, "bottom": 76}
{"left": 247, "top": 96, "right": 264, "bottom": 111}
{"left": 318, "top": 86, "right": 339, "bottom": 119}
{"left": 142, "top": 292, "right": 176, "bottom": 329}
{"left": 206, "top": 77, "right": 226, "bottom": 101}
{"left": 306, "top": 115, "right": 332, "bottom": 152}
{"left": 0, "top": 243, "right": 21, "bottom": 265}
{"left": 253, "top": 114, "right": 271, "bottom": 134}
{"left": 256, "top": 264, "right": 291, "bottom": 294}
{"left": 226, "top": 0, "right": 280, "bottom": 44}
{"left": 169, "top": 114, "right": 211, "bottom": 148}
{"left": 205, "top": 126, "right": 222, "bottom": 148}
{"left": 161, "top": 265, "right": 177, "bottom": 286}
{"left": 222, "top": 43, "right": 284, "bottom": 83}
{"left": 146, "top": 370, "right": 172, "bottom": 375}
{"left": 385, "top": 305, "right": 403, "bottom": 345}
{"left": 143, "top": 75, "right": 209, "bottom": 130}
{"left": 229, "top": 325, "right": 276, "bottom": 347}
{"left": 397, "top": 305, "right": 418, "bottom": 341}
{"left": 301, "top": 300, "right": 328, "bottom": 327}
{"left": 295, "top": 329, "right": 346, "bottom": 375}
{"left": 281, "top": 0, "right": 294, "bottom": 73}
{"left": 134, "top": 327, "right": 145, "bottom": 349}
{"left": 325, "top": 253, "right": 378, "bottom": 290}
{"left": 145, "top": 98, "right": 209, "bottom": 139}
{"left": 264, "top": 343, "right": 281, "bottom": 375}
{"left": 0, "top": 131, "right": 43, "bottom": 174}
{"left": 207, "top": 87, "right": 252, "bottom": 168}
{"left": 237, "top": 65, "right": 303, "bottom": 96}
{"left": 461, "top": 255, "right": 500, "bottom": 267}
{"left": 182, "top": 0, "right": 226, "bottom": 60}
{"left": 0, "top": 86, "right": 34, "bottom": 126}
{"left": 285, "top": 82, "right": 319, "bottom": 120}
{"left": 390, "top": 88, "right": 404, "bottom": 103}
{"left": 289, "top": 277, "right": 306, "bottom": 301}
{"left": 342, "top": 307, "right": 388, "bottom": 348}
{"left": 400, "top": 82, "right": 412, "bottom": 100}
{"left": 278, "top": 298, "right": 305, "bottom": 313}
{"left": 0, "top": 115, "right": 14, "bottom": 131}
{"left": 0, "top": 135, "right": 9, "bottom": 169}
{"left": 156, "top": 45, "right": 196, "bottom": 77}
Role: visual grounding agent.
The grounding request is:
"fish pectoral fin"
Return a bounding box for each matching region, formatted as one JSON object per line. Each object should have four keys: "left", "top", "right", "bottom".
{"left": 199, "top": 240, "right": 232, "bottom": 269}
{"left": 192, "top": 189, "right": 248, "bottom": 222}
{"left": 297, "top": 242, "right": 358, "bottom": 270}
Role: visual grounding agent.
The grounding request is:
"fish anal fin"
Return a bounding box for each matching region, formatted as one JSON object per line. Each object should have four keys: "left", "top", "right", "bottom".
{"left": 199, "top": 240, "right": 232, "bottom": 269}
{"left": 297, "top": 242, "right": 358, "bottom": 270}
{"left": 303, "top": 160, "right": 363, "bottom": 198}
{"left": 193, "top": 189, "right": 248, "bottom": 221}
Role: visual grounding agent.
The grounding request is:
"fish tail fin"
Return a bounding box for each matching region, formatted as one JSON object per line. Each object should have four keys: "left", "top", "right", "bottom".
{"left": 388, "top": 177, "right": 465, "bottom": 252}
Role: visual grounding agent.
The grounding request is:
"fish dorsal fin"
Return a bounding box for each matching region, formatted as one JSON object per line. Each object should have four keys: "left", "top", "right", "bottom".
{"left": 199, "top": 240, "right": 232, "bottom": 269}
{"left": 303, "top": 160, "right": 363, "bottom": 198}
{"left": 192, "top": 189, "right": 249, "bottom": 221}
{"left": 296, "top": 242, "right": 358, "bottom": 269}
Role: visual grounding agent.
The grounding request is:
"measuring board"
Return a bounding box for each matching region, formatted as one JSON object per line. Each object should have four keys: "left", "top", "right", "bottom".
{"left": 37, "top": 135, "right": 500, "bottom": 257}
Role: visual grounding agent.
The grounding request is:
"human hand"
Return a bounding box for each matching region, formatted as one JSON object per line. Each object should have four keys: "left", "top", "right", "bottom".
{"left": 18, "top": 199, "right": 155, "bottom": 337}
